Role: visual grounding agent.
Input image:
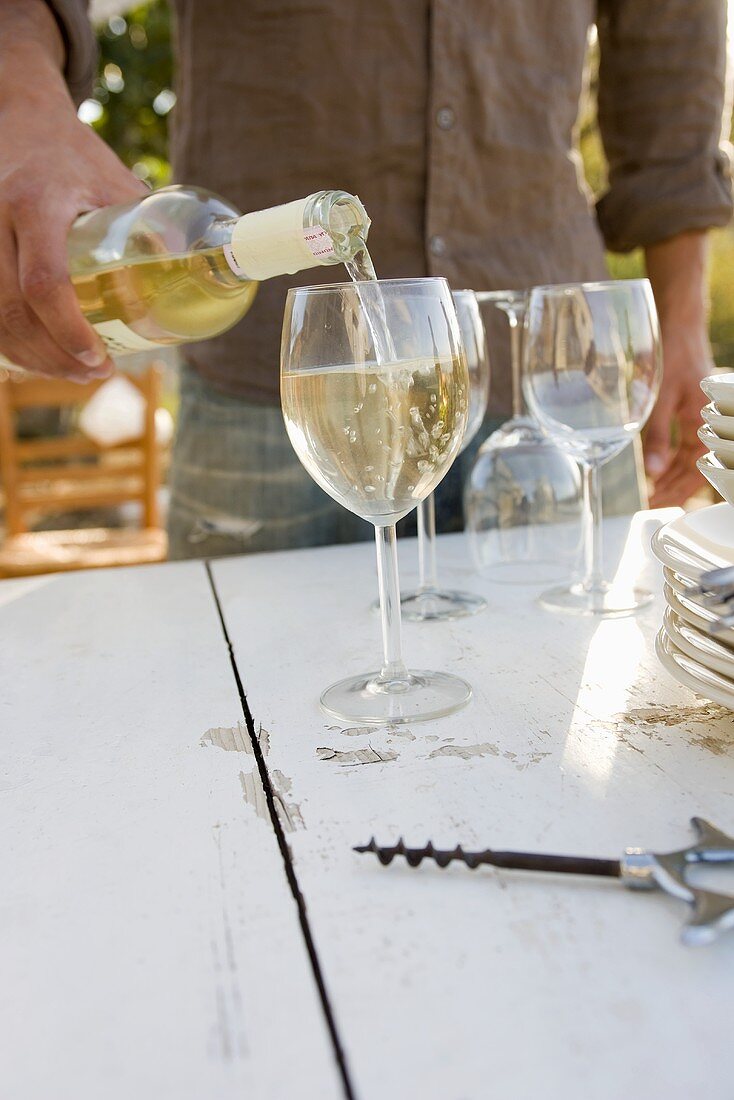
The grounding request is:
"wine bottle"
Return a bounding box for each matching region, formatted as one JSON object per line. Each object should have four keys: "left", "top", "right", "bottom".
{"left": 1, "top": 186, "right": 371, "bottom": 369}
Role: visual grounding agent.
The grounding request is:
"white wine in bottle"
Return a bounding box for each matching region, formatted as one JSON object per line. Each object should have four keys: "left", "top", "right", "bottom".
{"left": 2, "top": 186, "right": 372, "bottom": 370}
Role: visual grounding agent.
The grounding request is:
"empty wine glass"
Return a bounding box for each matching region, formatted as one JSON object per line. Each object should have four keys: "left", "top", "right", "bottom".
{"left": 523, "top": 278, "right": 662, "bottom": 616}
{"left": 464, "top": 290, "right": 583, "bottom": 583}
{"left": 281, "top": 277, "right": 472, "bottom": 723}
{"left": 400, "top": 289, "right": 490, "bottom": 621}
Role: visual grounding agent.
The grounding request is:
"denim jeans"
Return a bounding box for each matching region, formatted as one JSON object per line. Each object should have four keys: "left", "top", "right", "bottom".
{"left": 168, "top": 364, "right": 643, "bottom": 559}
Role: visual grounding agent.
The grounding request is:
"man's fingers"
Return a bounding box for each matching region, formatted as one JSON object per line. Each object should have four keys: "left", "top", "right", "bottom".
{"left": 649, "top": 457, "right": 703, "bottom": 506}
{"left": 643, "top": 396, "right": 675, "bottom": 478}
{"left": 651, "top": 425, "right": 706, "bottom": 495}
{"left": 650, "top": 468, "right": 705, "bottom": 508}
{"left": 648, "top": 439, "right": 707, "bottom": 507}
{"left": 0, "top": 218, "right": 108, "bottom": 381}
{"left": 13, "top": 198, "right": 112, "bottom": 373}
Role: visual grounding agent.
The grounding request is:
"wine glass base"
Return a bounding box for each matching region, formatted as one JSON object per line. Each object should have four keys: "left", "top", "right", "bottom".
{"left": 320, "top": 669, "right": 472, "bottom": 725}
{"left": 538, "top": 581, "right": 653, "bottom": 618}
{"left": 400, "top": 587, "right": 487, "bottom": 622}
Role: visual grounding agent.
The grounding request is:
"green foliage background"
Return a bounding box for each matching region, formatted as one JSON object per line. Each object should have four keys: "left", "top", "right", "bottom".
{"left": 89, "top": 1, "right": 172, "bottom": 189}
{"left": 87, "top": 2, "right": 734, "bottom": 369}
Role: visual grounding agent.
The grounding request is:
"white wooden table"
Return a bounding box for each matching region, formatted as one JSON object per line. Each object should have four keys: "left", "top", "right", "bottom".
{"left": 1, "top": 510, "right": 733, "bottom": 1100}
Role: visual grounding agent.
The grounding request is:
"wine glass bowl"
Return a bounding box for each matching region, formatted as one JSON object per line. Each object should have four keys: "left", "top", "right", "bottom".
{"left": 399, "top": 289, "right": 491, "bottom": 622}
{"left": 523, "top": 278, "right": 662, "bottom": 616}
{"left": 281, "top": 277, "right": 473, "bottom": 722}
{"left": 465, "top": 430, "right": 583, "bottom": 584}
{"left": 524, "top": 281, "right": 660, "bottom": 462}
{"left": 282, "top": 280, "right": 469, "bottom": 522}
{"left": 457, "top": 289, "right": 491, "bottom": 448}
{"left": 465, "top": 289, "right": 583, "bottom": 584}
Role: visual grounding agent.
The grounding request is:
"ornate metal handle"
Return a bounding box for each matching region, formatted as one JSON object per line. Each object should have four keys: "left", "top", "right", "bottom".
{"left": 620, "top": 817, "right": 734, "bottom": 946}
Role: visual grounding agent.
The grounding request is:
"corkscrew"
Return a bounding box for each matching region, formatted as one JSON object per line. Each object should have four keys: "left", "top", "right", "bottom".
{"left": 355, "top": 816, "right": 734, "bottom": 946}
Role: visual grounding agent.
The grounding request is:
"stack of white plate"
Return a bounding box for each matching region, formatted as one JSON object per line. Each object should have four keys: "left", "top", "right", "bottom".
{"left": 698, "top": 373, "right": 734, "bottom": 503}
{"left": 652, "top": 503, "right": 734, "bottom": 707}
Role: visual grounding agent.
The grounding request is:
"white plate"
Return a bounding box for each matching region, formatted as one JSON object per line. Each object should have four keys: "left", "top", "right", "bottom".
{"left": 651, "top": 528, "right": 711, "bottom": 581}
{"left": 698, "top": 424, "right": 734, "bottom": 470}
{"left": 651, "top": 503, "right": 734, "bottom": 583}
{"left": 661, "top": 564, "right": 702, "bottom": 596}
{"left": 663, "top": 562, "right": 734, "bottom": 640}
{"left": 663, "top": 605, "right": 734, "bottom": 679}
{"left": 701, "top": 373, "right": 734, "bottom": 416}
{"left": 663, "top": 581, "right": 734, "bottom": 648}
{"left": 663, "top": 563, "right": 734, "bottom": 620}
{"left": 656, "top": 629, "right": 734, "bottom": 710}
{"left": 661, "top": 564, "right": 724, "bottom": 608}
{"left": 701, "top": 402, "right": 734, "bottom": 441}
{"left": 697, "top": 454, "right": 734, "bottom": 506}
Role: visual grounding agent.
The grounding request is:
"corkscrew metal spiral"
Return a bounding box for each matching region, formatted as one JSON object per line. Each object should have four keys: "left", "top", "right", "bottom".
{"left": 353, "top": 837, "right": 621, "bottom": 876}
{"left": 354, "top": 818, "right": 734, "bottom": 946}
{"left": 355, "top": 838, "right": 491, "bottom": 870}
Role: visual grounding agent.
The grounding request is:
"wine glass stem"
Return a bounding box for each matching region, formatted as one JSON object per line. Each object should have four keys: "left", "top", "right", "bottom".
{"left": 417, "top": 494, "right": 439, "bottom": 592}
{"left": 509, "top": 315, "right": 525, "bottom": 420}
{"left": 375, "top": 524, "right": 411, "bottom": 684}
{"left": 582, "top": 460, "right": 605, "bottom": 595}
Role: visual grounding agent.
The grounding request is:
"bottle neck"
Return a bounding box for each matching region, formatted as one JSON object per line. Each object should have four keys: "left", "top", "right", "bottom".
{"left": 303, "top": 190, "right": 371, "bottom": 263}
{"left": 224, "top": 191, "right": 371, "bottom": 281}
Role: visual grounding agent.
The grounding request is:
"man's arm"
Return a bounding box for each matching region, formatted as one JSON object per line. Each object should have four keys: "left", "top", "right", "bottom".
{"left": 643, "top": 231, "right": 712, "bottom": 506}
{"left": 0, "top": 0, "right": 146, "bottom": 380}
{"left": 595, "top": 0, "right": 732, "bottom": 507}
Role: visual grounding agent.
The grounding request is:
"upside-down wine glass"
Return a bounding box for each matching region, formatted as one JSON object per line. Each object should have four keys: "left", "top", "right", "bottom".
{"left": 281, "top": 277, "right": 472, "bottom": 723}
{"left": 399, "top": 289, "right": 490, "bottom": 621}
{"left": 465, "top": 291, "right": 583, "bottom": 584}
{"left": 523, "top": 278, "right": 662, "bottom": 616}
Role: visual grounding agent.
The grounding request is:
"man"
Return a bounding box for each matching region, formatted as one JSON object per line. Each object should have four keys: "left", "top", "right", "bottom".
{"left": 0, "top": 1, "right": 731, "bottom": 556}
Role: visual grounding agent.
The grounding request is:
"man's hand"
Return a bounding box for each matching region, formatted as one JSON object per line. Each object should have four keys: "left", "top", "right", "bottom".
{"left": 644, "top": 320, "right": 712, "bottom": 507}
{"left": 643, "top": 230, "right": 712, "bottom": 508}
{"left": 0, "top": 1, "right": 147, "bottom": 381}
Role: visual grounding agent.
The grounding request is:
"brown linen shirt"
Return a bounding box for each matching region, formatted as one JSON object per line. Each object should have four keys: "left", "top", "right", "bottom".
{"left": 48, "top": 1, "right": 733, "bottom": 412}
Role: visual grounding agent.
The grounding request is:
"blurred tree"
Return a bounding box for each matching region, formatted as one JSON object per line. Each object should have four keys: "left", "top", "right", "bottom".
{"left": 81, "top": 0, "right": 173, "bottom": 188}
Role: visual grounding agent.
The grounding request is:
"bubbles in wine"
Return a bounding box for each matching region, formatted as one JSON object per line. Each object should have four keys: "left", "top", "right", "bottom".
{"left": 282, "top": 356, "right": 468, "bottom": 524}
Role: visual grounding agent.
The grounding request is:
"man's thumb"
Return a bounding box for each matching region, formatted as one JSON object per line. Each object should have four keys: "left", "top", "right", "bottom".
{"left": 644, "top": 403, "right": 672, "bottom": 477}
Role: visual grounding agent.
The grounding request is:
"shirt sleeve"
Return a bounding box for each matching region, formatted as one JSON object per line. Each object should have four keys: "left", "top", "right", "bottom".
{"left": 43, "top": 0, "right": 97, "bottom": 105}
{"left": 595, "top": 0, "right": 733, "bottom": 252}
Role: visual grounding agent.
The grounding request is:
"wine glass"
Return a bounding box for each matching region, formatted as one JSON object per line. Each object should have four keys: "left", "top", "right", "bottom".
{"left": 464, "top": 290, "right": 583, "bottom": 584}
{"left": 523, "top": 278, "right": 662, "bottom": 617}
{"left": 281, "top": 277, "right": 472, "bottom": 723}
{"left": 399, "top": 289, "right": 490, "bottom": 621}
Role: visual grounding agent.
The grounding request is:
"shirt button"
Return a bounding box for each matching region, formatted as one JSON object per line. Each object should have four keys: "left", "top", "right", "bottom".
{"left": 429, "top": 235, "right": 447, "bottom": 257}
{"left": 436, "top": 107, "right": 455, "bottom": 130}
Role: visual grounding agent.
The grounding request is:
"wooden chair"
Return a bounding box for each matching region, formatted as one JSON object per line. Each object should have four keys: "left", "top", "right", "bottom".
{"left": 0, "top": 367, "right": 168, "bottom": 577}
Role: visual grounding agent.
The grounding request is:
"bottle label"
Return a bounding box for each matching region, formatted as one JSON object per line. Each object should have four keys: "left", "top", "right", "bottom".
{"left": 0, "top": 320, "right": 161, "bottom": 373}
{"left": 303, "top": 226, "right": 337, "bottom": 262}
{"left": 229, "top": 197, "right": 334, "bottom": 281}
{"left": 94, "top": 320, "right": 162, "bottom": 356}
{"left": 222, "top": 242, "right": 249, "bottom": 278}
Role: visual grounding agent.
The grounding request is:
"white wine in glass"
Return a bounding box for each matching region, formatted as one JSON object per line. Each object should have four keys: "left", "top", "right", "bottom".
{"left": 283, "top": 356, "right": 466, "bottom": 522}
{"left": 281, "top": 277, "right": 472, "bottom": 724}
